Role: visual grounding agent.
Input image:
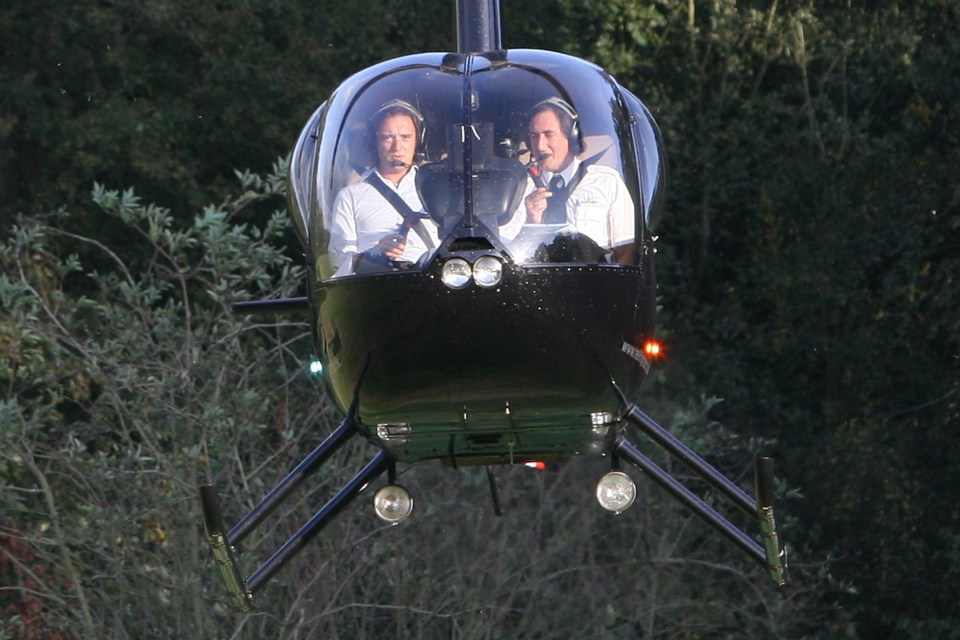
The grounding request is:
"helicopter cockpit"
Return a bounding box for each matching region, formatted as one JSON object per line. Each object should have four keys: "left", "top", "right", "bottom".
{"left": 289, "top": 49, "right": 666, "bottom": 282}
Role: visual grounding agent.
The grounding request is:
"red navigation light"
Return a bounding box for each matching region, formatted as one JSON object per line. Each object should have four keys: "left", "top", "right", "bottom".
{"left": 524, "top": 461, "right": 547, "bottom": 471}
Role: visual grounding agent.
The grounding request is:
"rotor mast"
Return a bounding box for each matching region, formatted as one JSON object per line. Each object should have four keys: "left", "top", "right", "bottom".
{"left": 457, "top": 0, "right": 502, "bottom": 53}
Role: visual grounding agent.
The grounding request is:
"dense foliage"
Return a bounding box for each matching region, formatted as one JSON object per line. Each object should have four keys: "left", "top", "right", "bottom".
{"left": 2, "top": 0, "right": 958, "bottom": 637}
{"left": 1, "top": 171, "right": 837, "bottom": 638}
{"left": 0, "top": 0, "right": 452, "bottom": 223}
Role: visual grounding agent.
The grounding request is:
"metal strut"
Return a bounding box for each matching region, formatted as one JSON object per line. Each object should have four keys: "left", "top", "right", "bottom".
{"left": 198, "top": 416, "right": 394, "bottom": 611}
{"left": 199, "top": 485, "right": 249, "bottom": 612}
{"left": 228, "top": 416, "right": 357, "bottom": 546}
{"left": 486, "top": 466, "right": 503, "bottom": 516}
{"left": 246, "top": 451, "right": 391, "bottom": 594}
{"left": 231, "top": 296, "right": 309, "bottom": 313}
{"left": 620, "top": 405, "right": 786, "bottom": 585}
{"left": 755, "top": 456, "right": 786, "bottom": 583}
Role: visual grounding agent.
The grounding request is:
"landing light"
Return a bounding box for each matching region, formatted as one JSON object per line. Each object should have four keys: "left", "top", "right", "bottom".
{"left": 441, "top": 258, "right": 472, "bottom": 289}
{"left": 473, "top": 256, "right": 503, "bottom": 288}
{"left": 376, "top": 423, "right": 411, "bottom": 444}
{"left": 373, "top": 484, "right": 414, "bottom": 524}
{"left": 596, "top": 471, "right": 637, "bottom": 514}
{"left": 590, "top": 412, "right": 614, "bottom": 426}
{"left": 586, "top": 412, "right": 616, "bottom": 453}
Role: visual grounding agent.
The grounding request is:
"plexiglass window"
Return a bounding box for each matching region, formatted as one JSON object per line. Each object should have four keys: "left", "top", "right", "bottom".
{"left": 299, "top": 51, "right": 650, "bottom": 281}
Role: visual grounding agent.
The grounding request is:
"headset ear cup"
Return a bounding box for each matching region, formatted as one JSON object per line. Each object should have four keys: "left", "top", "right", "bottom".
{"left": 562, "top": 101, "right": 580, "bottom": 152}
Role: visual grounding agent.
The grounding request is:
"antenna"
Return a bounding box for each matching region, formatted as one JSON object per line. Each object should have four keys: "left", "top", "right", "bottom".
{"left": 457, "top": 0, "right": 502, "bottom": 53}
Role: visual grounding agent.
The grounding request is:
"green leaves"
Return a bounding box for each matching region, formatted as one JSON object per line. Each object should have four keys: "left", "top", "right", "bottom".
{"left": 1, "top": 0, "right": 957, "bottom": 636}
{"left": 639, "top": 2, "right": 960, "bottom": 635}
{"left": 0, "top": 164, "right": 317, "bottom": 636}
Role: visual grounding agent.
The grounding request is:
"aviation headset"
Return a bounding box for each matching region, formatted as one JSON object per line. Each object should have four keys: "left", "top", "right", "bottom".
{"left": 369, "top": 99, "right": 426, "bottom": 150}
{"left": 530, "top": 96, "right": 582, "bottom": 154}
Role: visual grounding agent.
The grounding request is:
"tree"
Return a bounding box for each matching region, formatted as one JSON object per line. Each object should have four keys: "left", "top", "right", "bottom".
{"left": 0, "top": 0, "right": 454, "bottom": 228}
{"left": 6, "top": 0, "right": 958, "bottom": 635}
{"left": 613, "top": 2, "right": 960, "bottom": 636}
{"left": 0, "top": 168, "right": 840, "bottom": 637}
{"left": 0, "top": 164, "right": 314, "bottom": 638}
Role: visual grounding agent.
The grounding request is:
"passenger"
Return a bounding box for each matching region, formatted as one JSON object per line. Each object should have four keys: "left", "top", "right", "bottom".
{"left": 509, "top": 97, "right": 635, "bottom": 263}
{"left": 328, "top": 99, "right": 440, "bottom": 275}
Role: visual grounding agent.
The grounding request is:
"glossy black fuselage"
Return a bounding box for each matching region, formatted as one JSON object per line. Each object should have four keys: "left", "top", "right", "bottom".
{"left": 315, "top": 256, "right": 655, "bottom": 464}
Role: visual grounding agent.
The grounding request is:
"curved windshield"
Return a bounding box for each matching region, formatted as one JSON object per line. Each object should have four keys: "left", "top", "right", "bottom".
{"left": 298, "top": 50, "right": 660, "bottom": 281}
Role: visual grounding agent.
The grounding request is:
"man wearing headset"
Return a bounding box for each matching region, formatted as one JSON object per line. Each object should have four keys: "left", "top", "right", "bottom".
{"left": 328, "top": 99, "right": 440, "bottom": 276}
{"left": 513, "top": 97, "right": 635, "bottom": 264}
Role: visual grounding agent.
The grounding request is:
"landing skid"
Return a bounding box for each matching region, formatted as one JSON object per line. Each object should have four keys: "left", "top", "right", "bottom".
{"left": 199, "top": 405, "right": 785, "bottom": 612}
{"left": 199, "top": 416, "right": 386, "bottom": 612}
{"left": 618, "top": 405, "right": 786, "bottom": 585}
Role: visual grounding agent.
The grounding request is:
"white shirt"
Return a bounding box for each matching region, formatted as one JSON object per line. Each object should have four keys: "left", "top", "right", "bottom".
{"left": 328, "top": 167, "right": 440, "bottom": 276}
{"left": 502, "top": 158, "right": 635, "bottom": 250}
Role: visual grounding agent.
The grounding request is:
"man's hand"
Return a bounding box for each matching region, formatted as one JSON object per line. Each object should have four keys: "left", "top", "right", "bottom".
{"left": 377, "top": 233, "right": 408, "bottom": 260}
{"left": 524, "top": 187, "right": 553, "bottom": 224}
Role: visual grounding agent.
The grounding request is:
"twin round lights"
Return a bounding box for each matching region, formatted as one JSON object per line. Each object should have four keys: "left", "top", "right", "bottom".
{"left": 374, "top": 473, "right": 635, "bottom": 522}
{"left": 441, "top": 256, "right": 503, "bottom": 289}
{"left": 596, "top": 471, "right": 637, "bottom": 514}
{"left": 373, "top": 484, "right": 414, "bottom": 524}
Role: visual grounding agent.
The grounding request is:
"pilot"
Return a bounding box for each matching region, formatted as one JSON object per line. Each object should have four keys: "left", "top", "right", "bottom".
{"left": 328, "top": 99, "right": 440, "bottom": 275}
{"left": 509, "top": 97, "right": 636, "bottom": 263}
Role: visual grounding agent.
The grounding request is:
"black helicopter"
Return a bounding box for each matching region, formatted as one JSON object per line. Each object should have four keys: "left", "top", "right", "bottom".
{"left": 199, "top": 0, "right": 786, "bottom": 613}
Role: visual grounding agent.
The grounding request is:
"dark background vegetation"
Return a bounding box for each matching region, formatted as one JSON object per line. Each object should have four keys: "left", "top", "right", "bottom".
{"left": 2, "top": 1, "right": 958, "bottom": 638}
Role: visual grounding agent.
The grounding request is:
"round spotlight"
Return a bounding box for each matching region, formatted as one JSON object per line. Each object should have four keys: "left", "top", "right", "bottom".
{"left": 373, "top": 483, "right": 414, "bottom": 524}
{"left": 596, "top": 471, "right": 637, "bottom": 514}
{"left": 441, "top": 258, "right": 472, "bottom": 289}
{"left": 472, "top": 256, "right": 503, "bottom": 288}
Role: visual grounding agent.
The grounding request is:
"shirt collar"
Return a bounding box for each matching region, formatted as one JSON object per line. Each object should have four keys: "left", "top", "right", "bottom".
{"left": 372, "top": 165, "right": 417, "bottom": 186}
{"left": 546, "top": 157, "right": 580, "bottom": 184}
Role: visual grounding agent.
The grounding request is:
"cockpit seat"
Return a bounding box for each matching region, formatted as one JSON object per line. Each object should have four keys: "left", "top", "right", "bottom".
{"left": 416, "top": 153, "right": 527, "bottom": 240}
{"left": 415, "top": 122, "right": 528, "bottom": 240}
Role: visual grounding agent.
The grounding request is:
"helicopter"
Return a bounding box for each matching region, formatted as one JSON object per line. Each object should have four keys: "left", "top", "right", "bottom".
{"left": 199, "top": 0, "right": 786, "bottom": 613}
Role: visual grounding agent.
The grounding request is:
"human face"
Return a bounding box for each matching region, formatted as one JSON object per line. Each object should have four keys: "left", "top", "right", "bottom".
{"left": 528, "top": 108, "right": 572, "bottom": 174}
{"left": 376, "top": 114, "right": 417, "bottom": 175}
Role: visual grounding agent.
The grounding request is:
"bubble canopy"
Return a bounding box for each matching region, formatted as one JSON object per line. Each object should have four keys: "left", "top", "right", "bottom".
{"left": 289, "top": 49, "right": 666, "bottom": 281}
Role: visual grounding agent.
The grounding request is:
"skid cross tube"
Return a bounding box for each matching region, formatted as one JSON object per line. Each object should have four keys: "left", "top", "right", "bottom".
{"left": 614, "top": 436, "right": 767, "bottom": 567}
{"left": 619, "top": 406, "right": 786, "bottom": 585}
{"left": 245, "top": 450, "right": 392, "bottom": 595}
{"left": 226, "top": 417, "right": 357, "bottom": 546}
{"left": 624, "top": 405, "right": 757, "bottom": 515}
{"left": 199, "top": 451, "right": 391, "bottom": 611}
